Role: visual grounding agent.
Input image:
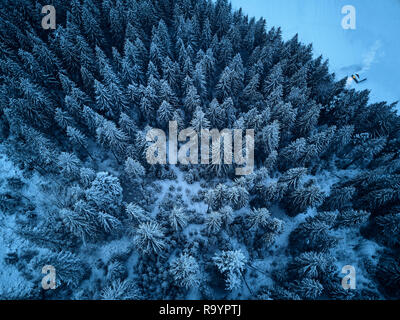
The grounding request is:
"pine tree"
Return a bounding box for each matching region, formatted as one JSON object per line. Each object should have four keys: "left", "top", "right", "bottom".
{"left": 264, "top": 150, "right": 278, "bottom": 173}
{"left": 80, "top": 167, "right": 96, "bottom": 188}
{"left": 168, "top": 206, "right": 188, "bottom": 231}
{"left": 272, "top": 102, "right": 297, "bottom": 137}
{"left": 55, "top": 108, "right": 73, "bottom": 129}
{"left": 242, "top": 74, "right": 263, "bottom": 106}
{"left": 86, "top": 172, "right": 123, "bottom": 213}
{"left": 184, "top": 85, "right": 201, "bottom": 116}
{"left": 190, "top": 107, "right": 210, "bottom": 133}
{"left": 133, "top": 37, "right": 148, "bottom": 73}
{"left": 213, "top": 250, "right": 247, "bottom": 291}
{"left": 375, "top": 213, "right": 400, "bottom": 247}
{"left": 219, "top": 206, "right": 234, "bottom": 226}
{"left": 206, "top": 99, "right": 225, "bottom": 129}
{"left": 140, "top": 82, "right": 159, "bottom": 122}
{"left": 216, "top": 67, "right": 234, "bottom": 100}
{"left": 162, "top": 57, "right": 180, "bottom": 91}
{"left": 287, "top": 186, "right": 325, "bottom": 215}
{"left": 227, "top": 186, "right": 249, "bottom": 210}
{"left": 376, "top": 254, "right": 400, "bottom": 298}
{"left": 97, "top": 211, "right": 121, "bottom": 233}
{"left": 157, "top": 100, "right": 174, "bottom": 128}
{"left": 135, "top": 222, "right": 166, "bottom": 255}
{"left": 67, "top": 126, "right": 93, "bottom": 160}
{"left": 94, "top": 80, "right": 114, "bottom": 117}
{"left": 82, "top": 1, "right": 104, "bottom": 46}
{"left": 335, "top": 210, "right": 370, "bottom": 228}
{"left": 295, "top": 103, "right": 320, "bottom": 137}
{"left": 263, "top": 63, "right": 283, "bottom": 95}
{"left": 290, "top": 218, "right": 338, "bottom": 254}
{"left": 30, "top": 251, "right": 90, "bottom": 288}
{"left": 170, "top": 253, "right": 200, "bottom": 289}
{"left": 61, "top": 208, "right": 95, "bottom": 242}
{"left": 323, "top": 186, "right": 355, "bottom": 210}
{"left": 124, "top": 157, "right": 145, "bottom": 181}
{"left": 57, "top": 152, "right": 81, "bottom": 177}
{"left": 278, "top": 168, "right": 307, "bottom": 190}
{"left": 246, "top": 208, "right": 271, "bottom": 230}
{"left": 205, "top": 211, "right": 223, "bottom": 234}
{"left": 1, "top": 0, "right": 400, "bottom": 301}
{"left": 119, "top": 113, "right": 137, "bottom": 138}
{"left": 289, "top": 252, "right": 336, "bottom": 280}
{"left": 280, "top": 138, "right": 308, "bottom": 168}
{"left": 96, "top": 120, "right": 128, "bottom": 156}
{"left": 260, "top": 120, "right": 280, "bottom": 156}
{"left": 159, "top": 80, "right": 178, "bottom": 107}
{"left": 126, "top": 203, "right": 149, "bottom": 225}
{"left": 220, "top": 98, "right": 236, "bottom": 128}
{"left": 293, "top": 278, "right": 324, "bottom": 299}
{"left": 101, "top": 279, "right": 141, "bottom": 300}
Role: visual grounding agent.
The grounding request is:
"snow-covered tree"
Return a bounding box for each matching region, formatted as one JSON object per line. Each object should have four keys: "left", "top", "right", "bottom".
{"left": 126, "top": 203, "right": 149, "bottom": 225}
{"left": 86, "top": 172, "right": 123, "bottom": 213}
{"left": 57, "top": 152, "right": 81, "bottom": 177}
{"left": 101, "top": 280, "right": 141, "bottom": 300}
{"left": 124, "top": 157, "right": 145, "bottom": 181}
{"left": 205, "top": 211, "right": 223, "bottom": 234}
{"left": 293, "top": 278, "right": 324, "bottom": 299}
{"left": 1, "top": 0, "right": 399, "bottom": 301}
{"left": 170, "top": 253, "right": 200, "bottom": 289}
{"left": 213, "top": 250, "right": 247, "bottom": 291}
{"left": 30, "top": 251, "right": 90, "bottom": 288}
{"left": 169, "top": 206, "right": 188, "bottom": 231}
{"left": 135, "top": 222, "right": 166, "bottom": 255}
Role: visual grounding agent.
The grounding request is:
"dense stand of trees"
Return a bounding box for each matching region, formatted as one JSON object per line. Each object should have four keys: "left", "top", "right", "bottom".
{"left": 0, "top": 0, "right": 399, "bottom": 300}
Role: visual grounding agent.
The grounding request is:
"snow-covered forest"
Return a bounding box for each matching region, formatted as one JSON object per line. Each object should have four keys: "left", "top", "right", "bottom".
{"left": 231, "top": 0, "right": 400, "bottom": 107}
{"left": 0, "top": 0, "right": 399, "bottom": 300}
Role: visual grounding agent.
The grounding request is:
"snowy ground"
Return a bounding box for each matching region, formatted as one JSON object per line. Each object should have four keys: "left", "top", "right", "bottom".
{"left": 231, "top": 0, "right": 400, "bottom": 109}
